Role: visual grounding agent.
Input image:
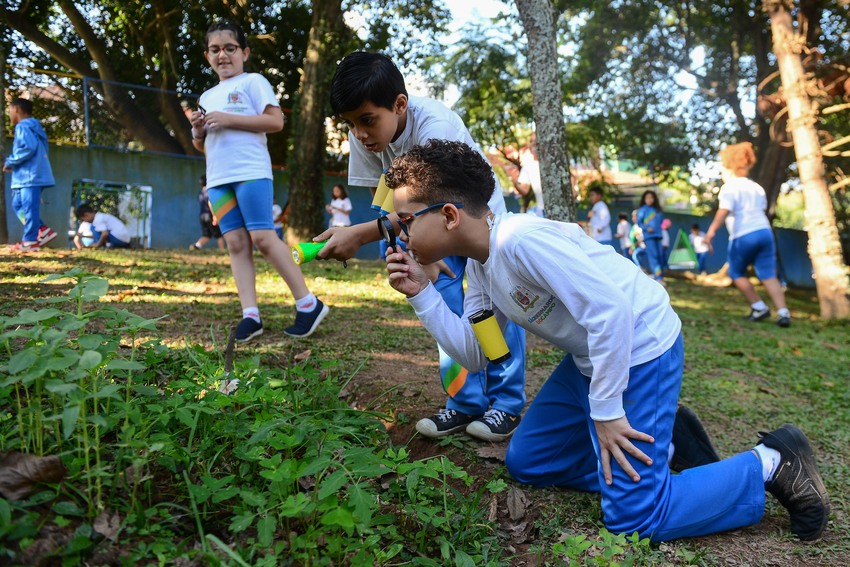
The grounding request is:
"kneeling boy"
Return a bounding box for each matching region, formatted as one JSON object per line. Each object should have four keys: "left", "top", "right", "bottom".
{"left": 382, "top": 139, "right": 829, "bottom": 542}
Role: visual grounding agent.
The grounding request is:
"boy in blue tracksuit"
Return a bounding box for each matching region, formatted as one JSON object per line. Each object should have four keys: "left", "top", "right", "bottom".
{"left": 318, "top": 52, "right": 526, "bottom": 442}
{"left": 4, "top": 98, "right": 58, "bottom": 251}
{"left": 382, "top": 139, "right": 829, "bottom": 542}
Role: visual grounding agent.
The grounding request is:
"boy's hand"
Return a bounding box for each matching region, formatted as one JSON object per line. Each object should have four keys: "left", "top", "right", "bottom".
{"left": 314, "top": 226, "right": 361, "bottom": 261}
{"left": 202, "top": 111, "right": 231, "bottom": 131}
{"left": 386, "top": 247, "right": 429, "bottom": 298}
{"left": 421, "top": 260, "right": 456, "bottom": 284}
{"left": 594, "top": 417, "right": 654, "bottom": 485}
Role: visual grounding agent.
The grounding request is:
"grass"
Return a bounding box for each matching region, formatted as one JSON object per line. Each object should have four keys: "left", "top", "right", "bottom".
{"left": 0, "top": 248, "right": 848, "bottom": 566}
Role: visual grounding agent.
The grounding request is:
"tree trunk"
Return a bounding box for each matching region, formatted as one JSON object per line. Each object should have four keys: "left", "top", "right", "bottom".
{"left": 286, "top": 0, "right": 345, "bottom": 242}
{"left": 765, "top": 0, "right": 850, "bottom": 318}
{"left": 514, "top": 0, "right": 576, "bottom": 223}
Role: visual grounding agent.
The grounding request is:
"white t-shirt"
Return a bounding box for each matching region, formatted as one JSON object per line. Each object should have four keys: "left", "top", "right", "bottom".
{"left": 199, "top": 73, "right": 279, "bottom": 188}
{"left": 661, "top": 228, "right": 670, "bottom": 248}
{"left": 329, "top": 197, "right": 352, "bottom": 227}
{"left": 689, "top": 231, "right": 709, "bottom": 254}
{"left": 616, "top": 219, "right": 632, "bottom": 250}
{"left": 347, "top": 96, "right": 506, "bottom": 215}
{"left": 409, "top": 213, "right": 681, "bottom": 421}
{"left": 92, "top": 212, "right": 131, "bottom": 244}
{"left": 272, "top": 204, "right": 283, "bottom": 230}
{"left": 517, "top": 159, "right": 544, "bottom": 216}
{"left": 589, "top": 201, "right": 613, "bottom": 242}
{"left": 717, "top": 177, "right": 771, "bottom": 240}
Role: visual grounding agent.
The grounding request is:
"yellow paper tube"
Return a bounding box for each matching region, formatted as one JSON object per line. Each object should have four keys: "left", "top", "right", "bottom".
{"left": 380, "top": 185, "right": 395, "bottom": 214}
{"left": 371, "top": 173, "right": 390, "bottom": 211}
{"left": 469, "top": 309, "right": 511, "bottom": 363}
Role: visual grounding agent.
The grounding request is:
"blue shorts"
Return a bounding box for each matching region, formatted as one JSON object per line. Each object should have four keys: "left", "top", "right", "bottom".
{"left": 208, "top": 179, "right": 275, "bottom": 234}
{"left": 727, "top": 228, "right": 776, "bottom": 280}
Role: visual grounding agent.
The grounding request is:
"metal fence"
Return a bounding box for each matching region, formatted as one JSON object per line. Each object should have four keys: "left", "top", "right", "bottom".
{"left": 4, "top": 65, "right": 199, "bottom": 153}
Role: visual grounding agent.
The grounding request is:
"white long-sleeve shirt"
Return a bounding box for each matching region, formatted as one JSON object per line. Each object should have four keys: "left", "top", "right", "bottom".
{"left": 408, "top": 213, "right": 681, "bottom": 421}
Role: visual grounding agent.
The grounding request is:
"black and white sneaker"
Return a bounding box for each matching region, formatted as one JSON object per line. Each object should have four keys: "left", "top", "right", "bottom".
{"left": 235, "top": 317, "right": 263, "bottom": 342}
{"left": 284, "top": 299, "right": 329, "bottom": 338}
{"left": 416, "top": 408, "right": 479, "bottom": 438}
{"left": 777, "top": 315, "right": 791, "bottom": 328}
{"left": 466, "top": 409, "right": 521, "bottom": 442}
{"left": 744, "top": 306, "right": 771, "bottom": 322}
{"left": 758, "top": 424, "right": 830, "bottom": 541}
{"left": 670, "top": 405, "right": 721, "bottom": 473}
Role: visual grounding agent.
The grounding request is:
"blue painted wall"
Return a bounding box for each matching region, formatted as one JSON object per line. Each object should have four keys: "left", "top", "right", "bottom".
{"left": 4, "top": 144, "right": 815, "bottom": 287}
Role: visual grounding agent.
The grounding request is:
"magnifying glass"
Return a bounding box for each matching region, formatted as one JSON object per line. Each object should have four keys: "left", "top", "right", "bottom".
{"left": 377, "top": 215, "right": 396, "bottom": 249}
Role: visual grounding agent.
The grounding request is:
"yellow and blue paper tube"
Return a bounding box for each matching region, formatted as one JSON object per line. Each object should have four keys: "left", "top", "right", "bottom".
{"left": 371, "top": 173, "right": 391, "bottom": 212}
{"left": 469, "top": 309, "right": 511, "bottom": 364}
{"left": 291, "top": 242, "right": 326, "bottom": 265}
{"left": 380, "top": 185, "right": 395, "bottom": 214}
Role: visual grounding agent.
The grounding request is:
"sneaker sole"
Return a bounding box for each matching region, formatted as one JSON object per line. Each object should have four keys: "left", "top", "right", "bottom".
{"left": 236, "top": 328, "right": 264, "bottom": 342}
{"left": 415, "top": 418, "right": 471, "bottom": 438}
{"left": 745, "top": 311, "right": 771, "bottom": 322}
{"left": 284, "top": 303, "right": 329, "bottom": 338}
{"left": 465, "top": 421, "right": 518, "bottom": 442}
{"left": 761, "top": 425, "right": 830, "bottom": 541}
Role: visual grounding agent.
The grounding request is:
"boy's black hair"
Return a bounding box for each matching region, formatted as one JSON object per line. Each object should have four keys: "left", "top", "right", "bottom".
{"left": 384, "top": 140, "right": 493, "bottom": 217}
{"left": 640, "top": 189, "right": 662, "bottom": 210}
{"left": 618, "top": 212, "right": 628, "bottom": 220}
{"left": 10, "top": 98, "right": 33, "bottom": 115}
{"left": 329, "top": 52, "right": 407, "bottom": 115}
{"left": 691, "top": 223, "right": 701, "bottom": 230}
{"left": 589, "top": 186, "right": 604, "bottom": 197}
{"left": 76, "top": 203, "right": 95, "bottom": 220}
{"left": 206, "top": 21, "right": 247, "bottom": 49}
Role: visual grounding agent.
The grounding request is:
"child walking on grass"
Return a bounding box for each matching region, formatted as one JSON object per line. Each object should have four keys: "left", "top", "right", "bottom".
{"left": 382, "top": 139, "right": 829, "bottom": 543}
{"left": 189, "top": 21, "right": 328, "bottom": 341}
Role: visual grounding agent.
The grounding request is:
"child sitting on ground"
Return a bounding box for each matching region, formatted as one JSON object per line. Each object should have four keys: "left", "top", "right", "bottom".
{"left": 74, "top": 204, "right": 132, "bottom": 249}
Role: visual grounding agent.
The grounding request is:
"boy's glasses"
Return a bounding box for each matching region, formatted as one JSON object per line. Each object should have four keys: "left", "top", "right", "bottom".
{"left": 206, "top": 44, "right": 241, "bottom": 55}
{"left": 396, "top": 202, "right": 464, "bottom": 237}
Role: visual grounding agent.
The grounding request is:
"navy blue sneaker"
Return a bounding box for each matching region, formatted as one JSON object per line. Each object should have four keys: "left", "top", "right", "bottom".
{"left": 235, "top": 317, "right": 263, "bottom": 342}
{"left": 670, "top": 405, "right": 721, "bottom": 473}
{"left": 284, "top": 299, "right": 329, "bottom": 338}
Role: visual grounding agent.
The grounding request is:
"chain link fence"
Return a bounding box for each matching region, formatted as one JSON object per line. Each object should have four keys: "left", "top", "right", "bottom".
{"left": 4, "top": 65, "right": 200, "bottom": 152}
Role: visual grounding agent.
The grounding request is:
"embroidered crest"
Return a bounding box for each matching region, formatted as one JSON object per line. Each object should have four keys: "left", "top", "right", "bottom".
{"left": 510, "top": 285, "right": 539, "bottom": 312}
{"left": 228, "top": 91, "right": 241, "bottom": 104}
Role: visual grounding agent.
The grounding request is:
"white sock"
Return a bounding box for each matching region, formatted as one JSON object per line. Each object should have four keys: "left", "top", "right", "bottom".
{"left": 753, "top": 444, "right": 782, "bottom": 482}
{"left": 751, "top": 300, "right": 768, "bottom": 311}
{"left": 777, "top": 307, "right": 790, "bottom": 318}
{"left": 667, "top": 442, "right": 676, "bottom": 466}
{"left": 242, "top": 307, "right": 260, "bottom": 323}
{"left": 295, "top": 293, "right": 317, "bottom": 312}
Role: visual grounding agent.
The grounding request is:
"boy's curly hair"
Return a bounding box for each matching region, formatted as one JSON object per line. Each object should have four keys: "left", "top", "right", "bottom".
{"left": 384, "top": 140, "right": 494, "bottom": 217}
{"left": 720, "top": 142, "right": 757, "bottom": 176}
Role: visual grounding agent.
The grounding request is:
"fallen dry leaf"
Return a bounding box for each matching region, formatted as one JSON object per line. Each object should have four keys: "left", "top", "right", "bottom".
{"left": 294, "top": 349, "right": 312, "bottom": 362}
{"left": 93, "top": 510, "right": 121, "bottom": 541}
{"left": 487, "top": 494, "right": 498, "bottom": 523}
{"left": 476, "top": 445, "right": 507, "bottom": 462}
{"left": 0, "top": 452, "right": 67, "bottom": 500}
{"left": 506, "top": 486, "right": 527, "bottom": 521}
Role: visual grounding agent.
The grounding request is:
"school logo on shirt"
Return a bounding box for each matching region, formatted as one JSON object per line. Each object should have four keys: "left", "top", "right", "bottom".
{"left": 228, "top": 91, "right": 241, "bottom": 105}
{"left": 510, "top": 285, "right": 539, "bottom": 312}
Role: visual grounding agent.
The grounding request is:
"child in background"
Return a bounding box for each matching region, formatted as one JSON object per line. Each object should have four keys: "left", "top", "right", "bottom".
{"left": 661, "top": 218, "right": 671, "bottom": 273}
{"left": 272, "top": 201, "right": 285, "bottom": 240}
{"left": 4, "top": 98, "right": 58, "bottom": 252}
{"left": 629, "top": 210, "right": 646, "bottom": 271}
{"left": 74, "top": 204, "right": 131, "bottom": 249}
{"left": 636, "top": 190, "right": 665, "bottom": 284}
{"left": 587, "top": 186, "right": 613, "bottom": 246}
{"left": 689, "top": 224, "right": 709, "bottom": 274}
{"left": 325, "top": 183, "right": 353, "bottom": 228}
{"left": 190, "top": 175, "right": 225, "bottom": 250}
{"left": 383, "top": 139, "right": 829, "bottom": 544}
{"left": 704, "top": 142, "right": 790, "bottom": 327}
{"left": 319, "top": 51, "right": 527, "bottom": 442}
{"left": 615, "top": 212, "right": 632, "bottom": 258}
{"left": 189, "top": 21, "right": 328, "bottom": 341}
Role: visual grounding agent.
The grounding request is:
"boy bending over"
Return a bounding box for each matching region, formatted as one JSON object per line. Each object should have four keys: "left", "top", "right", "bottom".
{"left": 383, "top": 140, "right": 829, "bottom": 542}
